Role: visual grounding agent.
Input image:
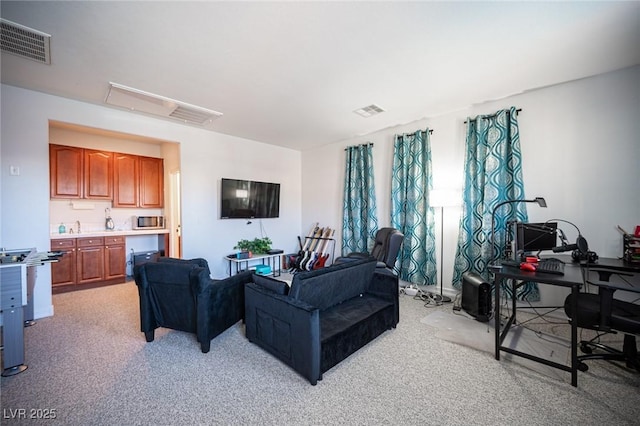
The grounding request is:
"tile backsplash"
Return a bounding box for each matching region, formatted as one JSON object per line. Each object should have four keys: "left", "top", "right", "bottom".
{"left": 50, "top": 199, "right": 163, "bottom": 234}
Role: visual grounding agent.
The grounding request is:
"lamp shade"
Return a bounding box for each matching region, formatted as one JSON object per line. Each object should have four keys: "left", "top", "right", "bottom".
{"left": 430, "top": 189, "right": 461, "bottom": 208}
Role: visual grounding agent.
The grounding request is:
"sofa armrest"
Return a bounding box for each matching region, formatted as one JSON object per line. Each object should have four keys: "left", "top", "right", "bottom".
{"left": 368, "top": 268, "right": 399, "bottom": 297}
{"left": 133, "top": 263, "right": 157, "bottom": 334}
{"left": 367, "top": 269, "right": 400, "bottom": 325}
{"left": 191, "top": 270, "right": 251, "bottom": 352}
{"left": 245, "top": 283, "right": 322, "bottom": 384}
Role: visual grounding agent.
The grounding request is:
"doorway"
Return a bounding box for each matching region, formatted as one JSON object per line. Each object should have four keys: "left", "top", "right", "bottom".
{"left": 169, "top": 170, "right": 182, "bottom": 258}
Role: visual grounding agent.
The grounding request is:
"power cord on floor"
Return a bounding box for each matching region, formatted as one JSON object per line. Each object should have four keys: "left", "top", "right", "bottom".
{"left": 452, "top": 292, "right": 462, "bottom": 311}
{"left": 400, "top": 285, "right": 455, "bottom": 308}
{"left": 414, "top": 290, "right": 444, "bottom": 308}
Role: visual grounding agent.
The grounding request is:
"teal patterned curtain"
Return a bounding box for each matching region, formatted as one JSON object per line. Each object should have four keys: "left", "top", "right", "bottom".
{"left": 452, "top": 107, "right": 539, "bottom": 301}
{"left": 342, "top": 143, "right": 379, "bottom": 255}
{"left": 390, "top": 130, "right": 437, "bottom": 285}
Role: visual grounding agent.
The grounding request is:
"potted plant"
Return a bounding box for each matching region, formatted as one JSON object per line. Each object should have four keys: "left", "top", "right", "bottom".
{"left": 234, "top": 237, "right": 272, "bottom": 256}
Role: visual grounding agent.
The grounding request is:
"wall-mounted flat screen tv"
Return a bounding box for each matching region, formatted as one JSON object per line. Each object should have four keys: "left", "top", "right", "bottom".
{"left": 220, "top": 178, "right": 280, "bottom": 219}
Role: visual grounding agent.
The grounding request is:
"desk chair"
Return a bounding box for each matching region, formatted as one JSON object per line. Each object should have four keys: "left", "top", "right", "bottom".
{"left": 334, "top": 228, "right": 404, "bottom": 271}
{"left": 564, "top": 267, "right": 640, "bottom": 372}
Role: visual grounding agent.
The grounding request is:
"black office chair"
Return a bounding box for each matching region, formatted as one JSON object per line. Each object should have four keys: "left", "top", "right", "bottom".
{"left": 564, "top": 266, "right": 640, "bottom": 372}
{"left": 334, "top": 228, "right": 404, "bottom": 271}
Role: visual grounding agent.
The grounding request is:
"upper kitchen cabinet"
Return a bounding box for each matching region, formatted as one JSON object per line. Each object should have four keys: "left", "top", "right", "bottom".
{"left": 113, "top": 153, "right": 138, "bottom": 208}
{"left": 113, "top": 153, "right": 163, "bottom": 208}
{"left": 138, "top": 156, "right": 164, "bottom": 208}
{"left": 84, "top": 149, "right": 113, "bottom": 199}
{"left": 50, "top": 144, "right": 83, "bottom": 198}
{"left": 50, "top": 145, "right": 113, "bottom": 200}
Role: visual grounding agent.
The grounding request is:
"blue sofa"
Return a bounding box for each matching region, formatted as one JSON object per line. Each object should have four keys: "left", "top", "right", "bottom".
{"left": 244, "top": 258, "right": 399, "bottom": 385}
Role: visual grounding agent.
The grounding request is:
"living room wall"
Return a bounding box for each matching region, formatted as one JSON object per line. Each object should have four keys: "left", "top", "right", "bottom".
{"left": 301, "top": 65, "right": 640, "bottom": 306}
{"left": 0, "top": 85, "right": 302, "bottom": 319}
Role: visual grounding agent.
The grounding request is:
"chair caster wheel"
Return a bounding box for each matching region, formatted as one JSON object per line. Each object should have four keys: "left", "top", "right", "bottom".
{"left": 578, "top": 362, "right": 589, "bottom": 372}
{"left": 580, "top": 344, "right": 592, "bottom": 354}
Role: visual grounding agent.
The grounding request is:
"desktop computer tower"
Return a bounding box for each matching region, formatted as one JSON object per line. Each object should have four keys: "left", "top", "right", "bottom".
{"left": 461, "top": 272, "right": 492, "bottom": 322}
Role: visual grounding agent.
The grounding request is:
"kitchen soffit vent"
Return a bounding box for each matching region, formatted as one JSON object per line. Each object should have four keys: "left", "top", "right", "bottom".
{"left": 0, "top": 18, "right": 51, "bottom": 64}
{"left": 354, "top": 104, "right": 385, "bottom": 118}
{"left": 105, "top": 82, "right": 223, "bottom": 126}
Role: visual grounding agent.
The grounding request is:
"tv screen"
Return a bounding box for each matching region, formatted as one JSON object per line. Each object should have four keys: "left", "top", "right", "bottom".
{"left": 220, "top": 178, "right": 280, "bottom": 219}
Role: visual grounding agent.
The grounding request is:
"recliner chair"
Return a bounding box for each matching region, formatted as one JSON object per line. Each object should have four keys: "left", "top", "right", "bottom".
{"left": 564, "top": 266, "right": 640, "bottom": 372}
{"left": 335, "top": 228, "right": 404, "bottom": 270}
{"left": 134, "top": 258, "right": 252, "bottom": 353}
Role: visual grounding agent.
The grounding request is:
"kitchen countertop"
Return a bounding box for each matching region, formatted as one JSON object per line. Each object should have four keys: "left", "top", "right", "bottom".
{"left": 51, "top": 229, "right": 169, "bottom": 239}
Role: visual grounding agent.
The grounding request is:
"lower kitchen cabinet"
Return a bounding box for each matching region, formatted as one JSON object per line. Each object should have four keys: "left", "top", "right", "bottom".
{"left": 77, "top": 237, "right": 105, "bottom": 284}
{"left": 51, "top": 238, "right": 77, "bottom": 288}
{"left": 104, "top": 236, "right": 126, "bottom": 280}
{"left": 51, "top": 235, "right": 126, "bottom": 293}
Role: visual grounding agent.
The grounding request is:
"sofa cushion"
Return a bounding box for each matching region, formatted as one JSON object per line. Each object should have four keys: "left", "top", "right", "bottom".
{"left": 289, "top": 258, "right": 376, "bottom": 310}
{"left": 320, "top": 294, "right": 396, "bottom": 373}
{"left": 252, "top": 273, "right": 289, "bottom": 295}
{"left": 320, "top": 294, "right": 393, "bottom": 341}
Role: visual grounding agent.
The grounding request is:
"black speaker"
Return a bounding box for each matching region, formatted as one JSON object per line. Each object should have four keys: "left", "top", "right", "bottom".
{"left": 461, "top": 272, "right": 492, "bottom": 322}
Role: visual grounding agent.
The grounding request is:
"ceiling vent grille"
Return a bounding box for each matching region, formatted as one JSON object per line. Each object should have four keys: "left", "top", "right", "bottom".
{"left": 105, "top": 83, "right": 223, "bottom": 126}
{"left": 0, "top": 19, "right": 51, "bottom": 64}
{"left": 354, "top": 104, "right": 385, "bottom": 118}
{"left": 169, "top": 105, "right": 218, "bottom": 125}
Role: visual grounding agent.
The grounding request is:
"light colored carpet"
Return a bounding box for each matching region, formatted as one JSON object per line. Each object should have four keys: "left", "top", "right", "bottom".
{"left": 420, "top": 310, "right": 569, "bottom": 381}
{"left": 1, "top": 282, "right": 639, "bottom": 425}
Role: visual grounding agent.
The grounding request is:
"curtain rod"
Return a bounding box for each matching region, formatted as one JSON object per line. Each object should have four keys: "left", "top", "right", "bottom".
{"left": 344, "top": 142, "right": 374, "bottom": 151}
{"left": 344, "top": 127, "right": 435, "bottom": 151}
{"left": 464, "top": 108, "right": 522, "bottom": 124}
{"left": 396, "top": 129, "right": 433, "bottom": 137}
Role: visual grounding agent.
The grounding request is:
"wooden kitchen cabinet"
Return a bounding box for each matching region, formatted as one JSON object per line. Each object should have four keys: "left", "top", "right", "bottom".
{"left": 50, "top": 145, "right": 83, "bottom": 198}
{"left": 51, "top": 236, "right": 127, "bottom": 293}
{"left": 84, "top": 149, "right": 113, "bottom": 199}
{"left": 113, "top": 153, "right": 163, "bottom": 208}
{"left": 50, "top": 145, "right": 113, "bottom": 200}
{"left": 77, "top": 237, "right": 105, "bottom": 285}
{"left": 51, "top": 238, "right": 77, "bottom": 288}
{"left": 139, "top": 156, "right": 164, "bottom": 208}
{"left": 104, "top": 235, "right": 126, "bottom": 280}
{"left": 113, "top": 153, "right": 139, "bottom": 208}
{"left": 50, "top": 144, "right": 162, "bottom": 207}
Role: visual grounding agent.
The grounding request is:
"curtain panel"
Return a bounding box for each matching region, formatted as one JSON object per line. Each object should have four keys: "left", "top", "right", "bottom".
{"left": 390, "top": 130, "right": 437, "bottom": 285}
{"left": 341, "top": 143, "right": 378, "bottom": 255}
{"left": 452, "top": 107, "right": 539, "bottom": 301}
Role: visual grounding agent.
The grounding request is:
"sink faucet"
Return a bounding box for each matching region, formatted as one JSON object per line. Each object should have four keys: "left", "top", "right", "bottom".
{"left": 75, "top": 220, "right": 81, "bottom": 234}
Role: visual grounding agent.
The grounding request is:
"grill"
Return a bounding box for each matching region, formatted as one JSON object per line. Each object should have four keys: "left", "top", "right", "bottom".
{"left": 0, "top": 19, "right": 51, "bottom": 64}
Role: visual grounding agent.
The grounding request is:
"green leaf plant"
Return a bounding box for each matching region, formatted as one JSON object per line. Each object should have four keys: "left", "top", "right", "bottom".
{"left": 234, "top": 237, "right": 272, "bottom": 254}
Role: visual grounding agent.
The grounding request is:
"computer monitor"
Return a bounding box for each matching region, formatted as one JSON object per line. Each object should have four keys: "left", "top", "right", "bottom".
{"left": 515, "top": 222, "right": 558, "bottom": 255}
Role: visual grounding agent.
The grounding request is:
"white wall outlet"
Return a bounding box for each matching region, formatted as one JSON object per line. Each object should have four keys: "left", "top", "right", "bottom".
{"left": 10, "top": 166, "right": 20, "bottom": 176}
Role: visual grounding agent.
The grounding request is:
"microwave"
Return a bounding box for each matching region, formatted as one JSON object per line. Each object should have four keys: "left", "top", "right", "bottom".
{"left": 133, "top": 216, "right": 165, "bottom": 230}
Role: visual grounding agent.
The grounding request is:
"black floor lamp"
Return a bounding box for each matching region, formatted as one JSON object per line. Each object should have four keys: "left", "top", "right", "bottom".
{"left": 430, "top": 189, "right": 461, "bottom": 303}
{"left": 490, "top": 197, "right": 547, "bottom": 262}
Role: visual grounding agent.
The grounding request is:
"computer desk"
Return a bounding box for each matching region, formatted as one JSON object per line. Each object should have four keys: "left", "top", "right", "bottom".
{"left": 490, "top": 257, "right": 640, "bottom": 387}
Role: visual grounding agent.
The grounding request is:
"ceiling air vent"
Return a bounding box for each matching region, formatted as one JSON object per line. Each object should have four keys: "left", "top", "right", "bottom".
{"left": 0, "top": 18, "right": 51, "bottom": 64}
{"left": 354, "top": 104, "right": 385, "bottom": 118}
{"left": 169, "top": 104, "right": 218, "bottom": 125}
{"left": 105, "top": 83, "right": 223, "bottom": 126}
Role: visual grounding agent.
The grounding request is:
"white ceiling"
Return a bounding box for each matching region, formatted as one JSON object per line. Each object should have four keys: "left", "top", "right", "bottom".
{"left": 2, "top": 1, "right": 639, "bottom": 151}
